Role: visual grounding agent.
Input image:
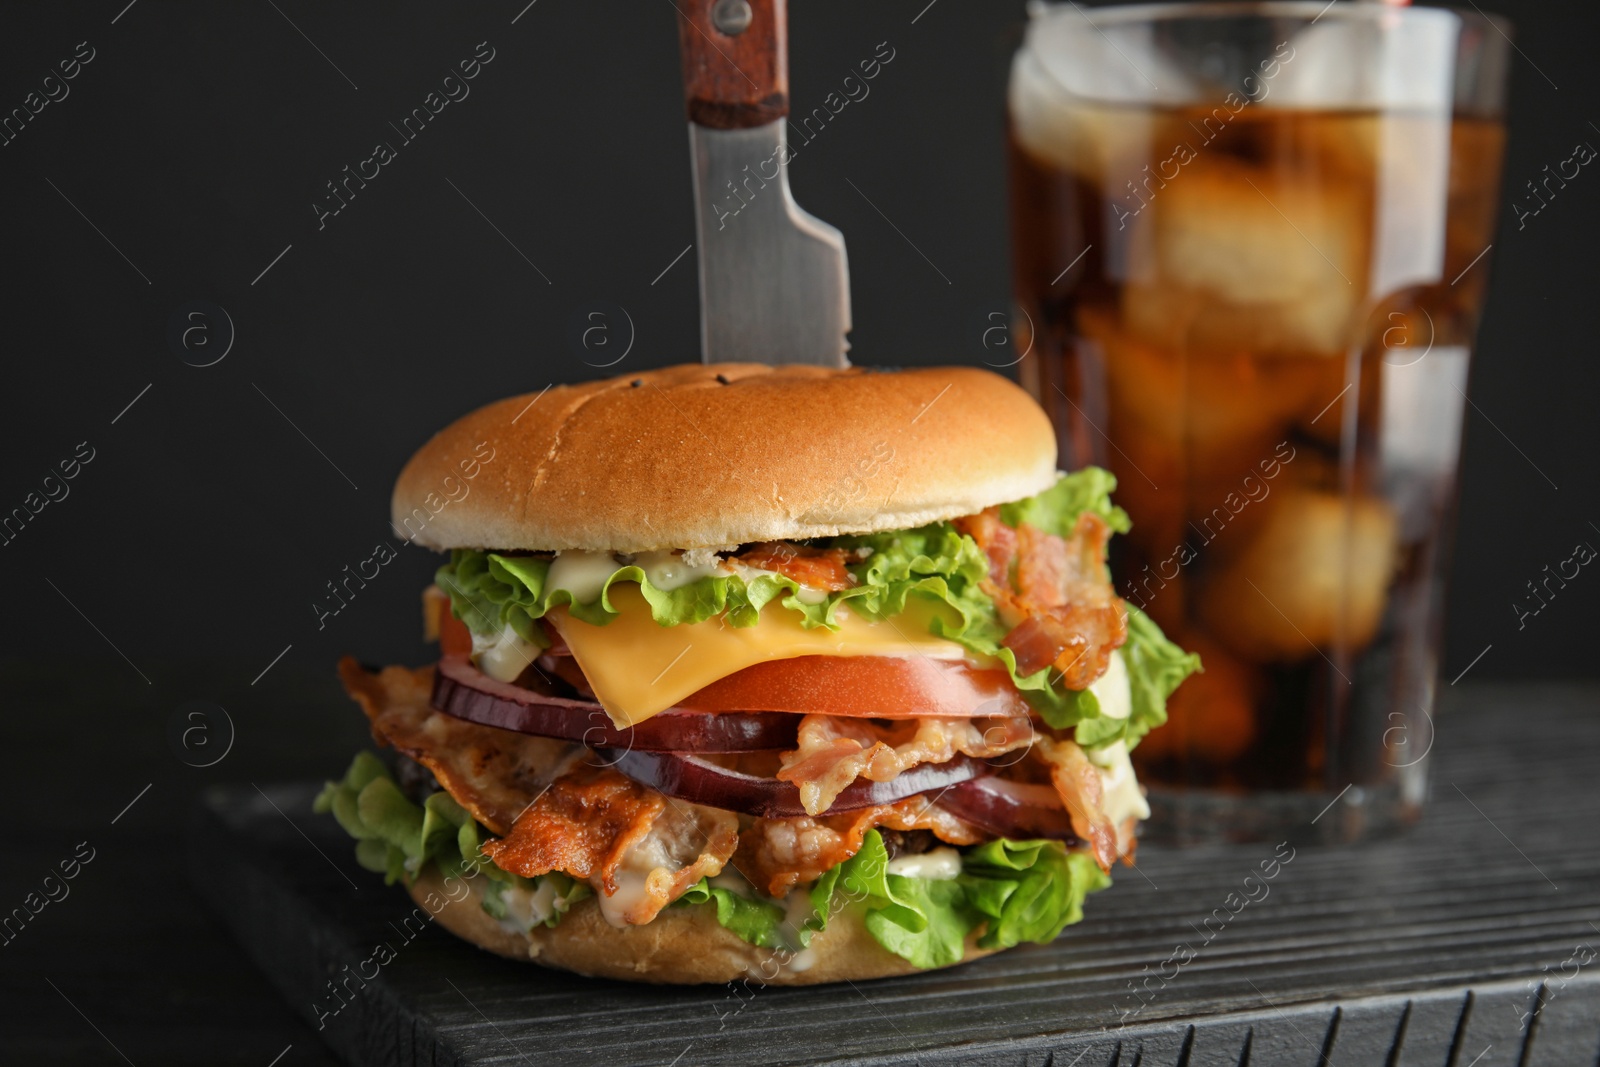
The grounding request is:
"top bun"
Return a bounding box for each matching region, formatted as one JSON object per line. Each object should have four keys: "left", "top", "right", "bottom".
{"left": 391, "top": 363, "right": 1057, "bottom": 553}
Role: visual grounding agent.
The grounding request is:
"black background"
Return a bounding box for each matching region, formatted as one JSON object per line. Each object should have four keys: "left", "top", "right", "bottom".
{"left": 1, "top": 2, "right": 1596, "bottom": 1063}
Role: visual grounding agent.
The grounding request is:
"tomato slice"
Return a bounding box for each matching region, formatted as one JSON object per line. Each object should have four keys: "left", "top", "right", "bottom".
{"left": 678, "top": 655, "right": 1029, "bottom": 719}
{"left": 438, "top": 603, "right": 475, "bottom": 658}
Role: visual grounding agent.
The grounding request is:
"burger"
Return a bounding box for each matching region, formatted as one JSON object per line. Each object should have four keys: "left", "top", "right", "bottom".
{"left": 316, "top": 362, "right": 1199, "bottom": 985}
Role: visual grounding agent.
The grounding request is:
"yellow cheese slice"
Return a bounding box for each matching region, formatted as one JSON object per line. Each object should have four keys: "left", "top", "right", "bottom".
{"left": 547, "top": 585, "right": 973, "bottom": 726}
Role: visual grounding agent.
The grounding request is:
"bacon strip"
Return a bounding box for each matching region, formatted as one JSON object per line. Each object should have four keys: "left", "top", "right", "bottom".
{"left": 481, "top": 766, "right": 739, "bottom": 924}
{"left": 1000, "top": 616, "right": 1070, "bottom": 676}
{"left": 341, "top": 659, "right": 738, "bottom": 925}
{"left": 481, "top": 765, "right": 664, "bottom": 892}
{"left": 1034, "top": 736, "right": 1117, "bottom": 872}
{"left": 776, "top": 712, "right": 1036, "bottom": 816}
{"left": 736, "top": 542, "right": 856, "bottom": 591}
{"left": 958, "top": 510, "right": 1128, "bottom": 691}
{"left": 955, "top": 508, "right": 1017, "bottom": 587}
{"left": 339, "top": 657, "right": 574, "bottom": 834}
{"left": 735, "top": 797, "right": 984, "bottom": 898}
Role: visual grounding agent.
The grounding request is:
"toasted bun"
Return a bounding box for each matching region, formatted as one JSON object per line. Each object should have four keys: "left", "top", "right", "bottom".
{"left": 391, "top": 363, "right": 1057, "bottom": 553}
{"left": 411, "top": 867, "right": 995, "bottom": 986}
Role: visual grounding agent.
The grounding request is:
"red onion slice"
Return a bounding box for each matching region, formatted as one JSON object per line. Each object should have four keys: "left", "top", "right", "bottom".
{"left": 432, "top": 657, "right": 798, "bottom": 753}
{"left": 941, "top": 777, "right": 1081, "bottom": 843}
{"left": 600, "top": 748, "right": 990, "bottom": 817}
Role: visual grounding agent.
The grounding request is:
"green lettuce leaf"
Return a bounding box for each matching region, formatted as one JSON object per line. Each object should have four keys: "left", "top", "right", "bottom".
{"left": 794, "top": 831, "right": 973, "bottom": 969}
{"left": 1000, "top": 466, "right": 1131, "bottom": 538}
{"left": 314, "top": 752, "right": 584, "bottom": 927}
{"left": 436, "top": 551, "right": 836, "bottom": 637}
{"left": 958, "top": 839, "right": 1111, "bottom": 949}
{"left": 674, "top": 880, "right": 787, "bottom": 948}
{"left": 1072, "top": 706, "right": 1131, "bottom": 750}
{"left": 802, "top": 831, "right": 1112, "bottom": 969}
{"left": 433, "top": 551, "right": 550, "bottom": 645}
{"left": 477, "top": 872, "right": 591, "bottom": 930}
{"left": 849, "top": 832, "right": 973, "bottom": 969}
{"left": 1121, "top": 606, "right": 1202, "bottom": 748}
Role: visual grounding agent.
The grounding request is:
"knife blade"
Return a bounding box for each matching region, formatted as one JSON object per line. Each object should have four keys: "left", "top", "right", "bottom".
{"left": 676, "top": 0, "right": 852, "bottom": 367}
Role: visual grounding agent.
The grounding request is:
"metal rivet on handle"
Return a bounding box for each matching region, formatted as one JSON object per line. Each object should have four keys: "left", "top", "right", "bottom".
{"left": 711, "top": 0, "right": 753, "bottom": 35}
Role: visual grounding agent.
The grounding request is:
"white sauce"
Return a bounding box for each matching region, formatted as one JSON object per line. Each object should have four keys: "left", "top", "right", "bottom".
{"left": 471, "top": 625, "right": 539, "bottom": 683}
{"left": 743, "top": 945, "right": 818, "bottom": 980}
{"left": 547, "top": 549, "right": 731, "bottom": 606}
{"left": 1088, "top": 649, "right": 1131, "bottom": 720}
{"left": 544, "top": 550, "right": 625, "bottom": 605}
{"left": 636, "top": 549, "right": 727, "bottom": 592}
{"left": 886, "top": 847, "right": 964, "bottom": 881}
{"left": 782, "top": 885, "right": 822, "bottom": 939}
{"left": 709, "top": 869, "right": 753, "bottom": 897}
{"left": 1082, "top": 649, "right": 1150, "bottom": 824}
{"left": 712, "top": 871, "right": 823, "bottom": 976}
{"left": 781, "top": 947, "right": 817, "bottom": 973}
{"left": 595, "top": 872, "right": 652, "bottom": 928}
{"left": 1090, "top": 740, "right": 1151, "bottom": 825}
{"left": 495, "top": 878, "right": 566, "bottom": 933}
{"left": 593, "top": 835, "right": 675, "bottom": 928}
{"left": 744, "top": 892, "right": 821, "bottom": 980}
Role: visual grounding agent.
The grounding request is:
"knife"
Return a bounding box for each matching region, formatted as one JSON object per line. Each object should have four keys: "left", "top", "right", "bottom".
{"left": 676, "top": 0, "right": 852, "bottom": 367}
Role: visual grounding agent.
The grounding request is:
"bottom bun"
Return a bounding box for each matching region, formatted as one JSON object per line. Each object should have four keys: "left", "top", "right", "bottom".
{"left": 410, "top": 867, "right": 997, "bottom": 986}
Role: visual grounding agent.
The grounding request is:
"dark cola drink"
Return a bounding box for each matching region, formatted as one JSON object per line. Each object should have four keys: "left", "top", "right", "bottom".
{"left": 1007, "top": 4, "right": 1509, "bottom": 839}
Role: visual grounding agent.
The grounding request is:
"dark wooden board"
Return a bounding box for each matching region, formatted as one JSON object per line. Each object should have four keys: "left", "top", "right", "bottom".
{"left": 192, "top": 692, "right": 1600, "bottom": 1066}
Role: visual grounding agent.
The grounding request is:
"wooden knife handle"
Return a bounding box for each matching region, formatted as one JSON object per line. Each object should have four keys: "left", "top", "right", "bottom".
{"left": 677, "top": 0, "right": 788, "bottom": 129}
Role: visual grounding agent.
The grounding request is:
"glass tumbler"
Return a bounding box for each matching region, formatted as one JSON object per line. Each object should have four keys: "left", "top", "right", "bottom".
{"left": 1007, "top": 1, "right": 1511, "bottom": 842}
